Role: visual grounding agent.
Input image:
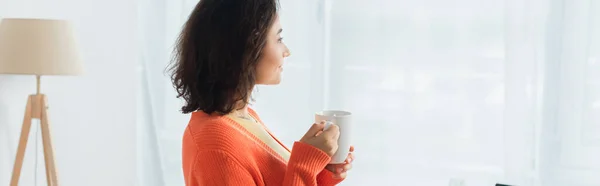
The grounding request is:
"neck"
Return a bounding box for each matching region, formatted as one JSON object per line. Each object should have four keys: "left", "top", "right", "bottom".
{"left": 236, "top": 104, "right": 250, "bottom": 115}
{"left": 232, "top": 99, "right": 250, "bottom": 116}
{"left": 232, "top": 87, "right": 254, "bottom": 115}
{"left": 230, "top": 101, "right": 255, "bottom": 123}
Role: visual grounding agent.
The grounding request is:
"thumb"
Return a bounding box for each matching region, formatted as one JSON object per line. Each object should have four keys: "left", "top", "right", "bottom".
{"left": 302, "top": 122, "right": 326, "bottom": 139}
{"left": 323, "top": 123, "right": 340, "bottom": 140}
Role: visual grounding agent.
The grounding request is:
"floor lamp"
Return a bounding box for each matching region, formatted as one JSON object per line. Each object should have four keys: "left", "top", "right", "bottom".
{"left": 0, "top": 18, "right": 83, "bottom": 186}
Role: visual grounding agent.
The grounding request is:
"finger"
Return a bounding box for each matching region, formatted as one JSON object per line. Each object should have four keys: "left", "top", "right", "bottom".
{"left": 323, "top": 124, "right": 340, "bottom": 140}
{"left": 330, "top": 164, "right": 349, "bottom": 172}
{"left": 315, "top": 130, "right": 323, "bottom": 136}
{"left": 345, "top": 153, "right": 354, "bottom": 163}
{"left": 343, "top": 163, "right": 352, "bottom": 172}
{"left": 302, "top": 122, "right": 326, "bottom": 139}
{"left": 349, "top": 145, "right": 354, "bottom": 152}
{"left": 333, "top": 172, "right": 347, "bottom": 179}
{"left": 339, "top": 172, "right": 347, "bottom": 179}
{"left": 344, "top": 154, "right": 354, "bottom": 164}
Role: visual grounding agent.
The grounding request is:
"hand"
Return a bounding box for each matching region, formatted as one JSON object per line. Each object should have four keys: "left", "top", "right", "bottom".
{"left": 325, "top": 146, "right": 354, "bottom": 179}
{"left": 300, "top": 121, "right": 340, "bottom": 156}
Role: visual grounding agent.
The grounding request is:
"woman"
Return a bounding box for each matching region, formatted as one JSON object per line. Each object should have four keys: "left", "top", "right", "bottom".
{"left": 169, "top": 0, "right": 355, "bottom": 185}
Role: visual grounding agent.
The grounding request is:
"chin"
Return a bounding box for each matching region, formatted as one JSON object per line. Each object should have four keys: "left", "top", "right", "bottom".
{"left": 267, "top": 79, "right": 282, "bottom": 85}
{"left": 258, "top": 77, "right": 282, "bottom": 85}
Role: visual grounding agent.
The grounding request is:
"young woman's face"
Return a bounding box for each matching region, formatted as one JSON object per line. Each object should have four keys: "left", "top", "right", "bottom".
{"left": 255, "top": 16, "right": 291, "bottom": 85}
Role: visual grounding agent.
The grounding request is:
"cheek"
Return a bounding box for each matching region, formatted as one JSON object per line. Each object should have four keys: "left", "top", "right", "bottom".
{"left": 264, "top": 47, "right": 283, "bottom": 67}
{"left": 256, "top": 55, "right": 279, "bottom": 77}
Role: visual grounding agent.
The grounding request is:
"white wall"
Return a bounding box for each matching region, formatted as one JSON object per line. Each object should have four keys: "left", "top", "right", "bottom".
{"left": 0, "top": 0, "right": 138, "bottom": 185}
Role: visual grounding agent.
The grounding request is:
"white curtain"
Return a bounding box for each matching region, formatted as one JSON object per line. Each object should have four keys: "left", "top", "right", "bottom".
{"left": 537, "top": 0, "right": 600, "bottom": 185}
{"left": 136, "top": 0, "right": 599, "bottom": 185}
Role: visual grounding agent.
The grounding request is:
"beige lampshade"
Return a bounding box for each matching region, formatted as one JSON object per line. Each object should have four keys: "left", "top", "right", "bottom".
{"left": 0, "top": 18, "right": 83, "bottom": 75}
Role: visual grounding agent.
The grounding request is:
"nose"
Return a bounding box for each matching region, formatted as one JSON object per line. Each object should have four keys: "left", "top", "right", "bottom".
{"left": 283, "top": 45, "right": 291, "bottom": 57}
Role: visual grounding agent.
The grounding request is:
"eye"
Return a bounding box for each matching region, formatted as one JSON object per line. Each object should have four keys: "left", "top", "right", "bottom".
{"left": 278, "top": 37, "right": 284, "bottom": 43}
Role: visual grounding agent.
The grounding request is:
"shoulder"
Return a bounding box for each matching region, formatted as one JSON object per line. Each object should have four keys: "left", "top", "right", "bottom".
{"left": 183, "top": 112, "right": 253, "bottom": 152}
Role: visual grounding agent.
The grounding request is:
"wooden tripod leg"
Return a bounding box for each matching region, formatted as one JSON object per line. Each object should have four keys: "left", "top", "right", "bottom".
{"left": 10, "top": 96, "right": 34, "bottom": 186}
{"left": 40, "top": 95, "right": 59, "bottom": 186}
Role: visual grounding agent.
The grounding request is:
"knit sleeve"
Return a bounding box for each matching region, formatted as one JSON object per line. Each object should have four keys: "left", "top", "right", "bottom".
{"left": 283, "top": 141, "right": 333, "bottom": 185}
{"left": 316, "top": 169, "right": 345, "bottom": 185}
{"left": 193, "top": 150, "right": 256, "bottom": 185}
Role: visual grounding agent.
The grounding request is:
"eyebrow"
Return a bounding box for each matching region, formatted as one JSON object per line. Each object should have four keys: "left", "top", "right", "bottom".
{"left": 277, "top": 28, "right": 283, "bottom": 34}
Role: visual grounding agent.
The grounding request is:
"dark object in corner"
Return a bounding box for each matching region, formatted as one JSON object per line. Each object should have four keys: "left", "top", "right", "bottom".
{"left": 496, "top": 184, "right": 513, "bottom": 186}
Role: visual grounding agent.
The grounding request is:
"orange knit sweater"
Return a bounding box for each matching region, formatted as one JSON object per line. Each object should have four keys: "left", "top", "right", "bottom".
{"left": 182, "top": 108, "right": 345, "bottom": 186}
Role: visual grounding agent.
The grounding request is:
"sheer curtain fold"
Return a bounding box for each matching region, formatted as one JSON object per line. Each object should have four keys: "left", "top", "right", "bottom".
{"left": 136, "top": 0, "right": 599, "bottom": 185}
{"left": 538, "top": 0, "right": 600, "bottom": 185}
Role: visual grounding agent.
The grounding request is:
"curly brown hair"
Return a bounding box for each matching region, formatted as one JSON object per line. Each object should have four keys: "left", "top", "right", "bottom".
{"left": 168, "top": 0, "right": 280, "bottom": 114}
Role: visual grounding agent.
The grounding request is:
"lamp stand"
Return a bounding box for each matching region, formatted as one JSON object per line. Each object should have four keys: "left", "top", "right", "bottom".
{"left": 10, "top": 75, "right": 58, "bottom": 186}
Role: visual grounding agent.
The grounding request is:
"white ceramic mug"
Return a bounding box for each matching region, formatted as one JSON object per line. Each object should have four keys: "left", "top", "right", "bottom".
{"left": 315, "top": 110, "right": 352, "bottom": 164}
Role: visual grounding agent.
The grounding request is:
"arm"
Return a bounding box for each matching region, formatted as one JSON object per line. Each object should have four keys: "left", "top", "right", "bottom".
{"left": 193, "top": 150, "right": 256, "bottom": 185}
{"left": 283, "top": 141, "right": 333, "bottom": 185}
{"left": 318, "top": 145, "right": 354, "bottom": 185}
{"left": 193, "top": 142, "right": 334, "bottom": 186}
{"left": 317, "top": 169, "right": 345, "bottom": 186}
